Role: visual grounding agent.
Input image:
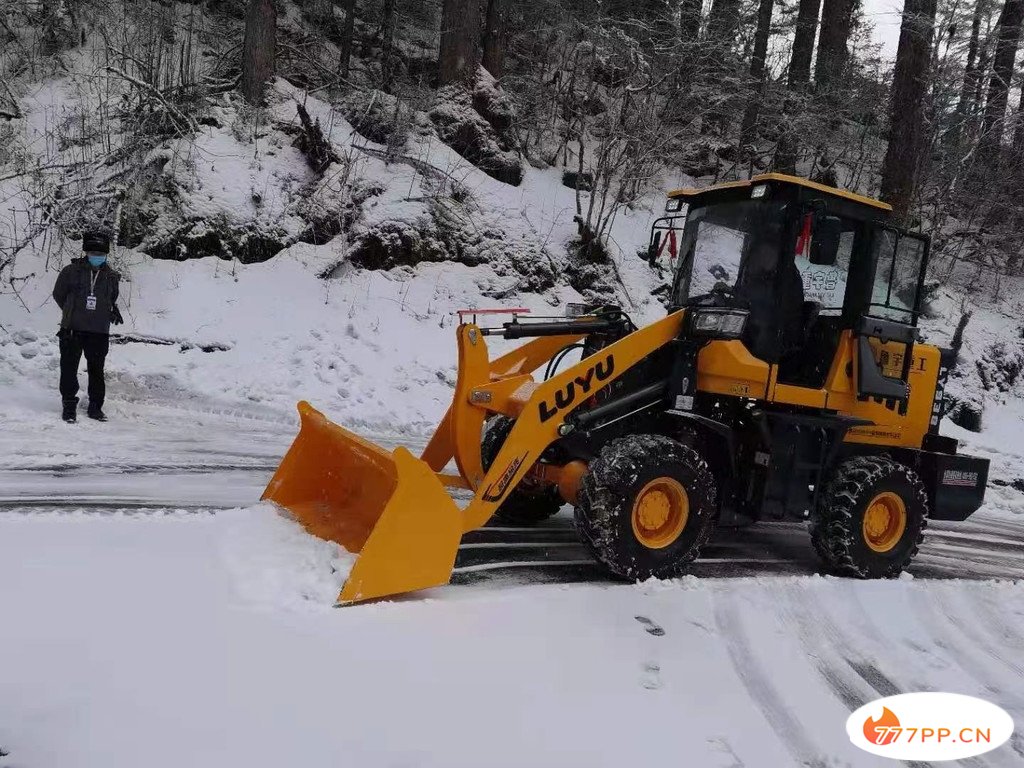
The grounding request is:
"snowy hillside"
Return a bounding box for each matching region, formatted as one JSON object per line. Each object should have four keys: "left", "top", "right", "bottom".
{"left": 0, "top": 73, "right": 673, "bottom": 433}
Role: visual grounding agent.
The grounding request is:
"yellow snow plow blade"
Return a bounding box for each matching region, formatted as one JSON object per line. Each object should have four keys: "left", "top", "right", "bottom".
{"left": 262, "top": 401, "right": 462, "bottom": 604}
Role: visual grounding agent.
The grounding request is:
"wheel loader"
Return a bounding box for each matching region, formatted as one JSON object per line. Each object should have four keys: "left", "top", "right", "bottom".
{"left": 264, "top": 173, "right": 990, "bottom": 604}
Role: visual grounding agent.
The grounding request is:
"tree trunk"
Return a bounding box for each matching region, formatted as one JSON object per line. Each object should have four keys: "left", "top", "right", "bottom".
{"left": 879, "top": 0, "right": 937, "bottom": 221}
{"left": 788, "top": 0, "right": 821, "bottom": 87}
{"left": 955, "top": 2, "right": 982, "bottom": 122}
{"left": 606, "top": 0, "right": 671, "bottom": 19}
{"left": 705, "top": 0, "right": 742, "bottom": 49}
{"left": 379, "top": 0, "right": 397, "bottom": 93}
{"left": 774, "top": 0, "right": 821, "bottom": 174}
{"left": 1014, "top": 71, "right": 1024, "bottom": 151}
{"left": 481, "top": 0, "right": 509, "bottom": 78}
{"left": 439, "top": 0, "right": 483, "bottom": 86}
{"left": 815, "top": 0, "right": 859, "bottom": 91}
{"left": 979, "top": 0, "right": 1024, "bottom": 159}
{"left": 680, "top": 0, "right": 702, "bottom": 42}
{"left": 337, "top": 0, "right": 356, "bottom": 80}
{"left": 240, "top": 0, "right": 277, "bottom": 105}
{"left": 739, "top": 0, "right": 775, "bottom": 148}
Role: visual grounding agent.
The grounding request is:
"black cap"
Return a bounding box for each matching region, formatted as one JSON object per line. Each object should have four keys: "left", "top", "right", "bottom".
{"left": 82, "top": 231, "right": 110, "bottom": 253}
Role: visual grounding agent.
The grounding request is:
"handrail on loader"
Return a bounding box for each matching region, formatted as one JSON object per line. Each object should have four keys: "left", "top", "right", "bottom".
{"left": 263, "top": 310, "right": 686, "bottom": 604}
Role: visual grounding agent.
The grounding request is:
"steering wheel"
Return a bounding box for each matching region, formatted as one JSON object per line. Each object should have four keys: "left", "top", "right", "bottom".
{"left": 688, "top": 282, "right": 748, "bottom": 309}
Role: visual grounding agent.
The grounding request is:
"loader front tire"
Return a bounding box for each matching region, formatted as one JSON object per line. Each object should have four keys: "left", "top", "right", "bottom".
{"left": 481, "top": 417, "right": 562, "bottom": 526}
{"left": 810, "top": 455, "right": 928, "bottom": 579}
{"left": 574, "top": 435, "right": 717, "bottom": 581}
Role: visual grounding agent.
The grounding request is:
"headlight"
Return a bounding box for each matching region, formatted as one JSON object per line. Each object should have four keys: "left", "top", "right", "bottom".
{"left": 689, "top": 309, "right": 748, "bottom": 339}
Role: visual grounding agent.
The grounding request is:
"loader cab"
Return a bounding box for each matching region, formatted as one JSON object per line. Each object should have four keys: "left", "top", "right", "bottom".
{"left": 650, "top": 174, "right": 929, "bottom": 399}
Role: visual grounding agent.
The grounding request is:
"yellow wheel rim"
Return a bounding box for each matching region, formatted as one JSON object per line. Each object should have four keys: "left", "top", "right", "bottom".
{"left": 631, "top": 477, "right": 689, "bottom": 549}
{"left": 862, "top": 491, "right": 907, "bottom": 553}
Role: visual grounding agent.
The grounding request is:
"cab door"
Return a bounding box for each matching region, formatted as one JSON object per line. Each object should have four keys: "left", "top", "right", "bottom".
{"left": 770, "top": 211, "right": 861, "bottom": 406}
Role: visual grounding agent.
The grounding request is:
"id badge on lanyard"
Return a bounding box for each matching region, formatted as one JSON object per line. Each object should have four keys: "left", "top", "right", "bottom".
{"left": 86, "top": 270, "right": 98, "bottom": 311}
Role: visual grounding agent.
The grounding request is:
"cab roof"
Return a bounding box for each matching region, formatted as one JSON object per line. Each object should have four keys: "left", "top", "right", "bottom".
{"left": 667, "top": 173, "right": 893, "bottom": 213}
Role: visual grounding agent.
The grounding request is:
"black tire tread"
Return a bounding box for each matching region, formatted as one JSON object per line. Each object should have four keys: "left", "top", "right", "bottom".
{"left": 575, "top": 434, "right": 717, "bottom": 581}
{"left": 810, "top": 454, "right": 929, "bottom": 578}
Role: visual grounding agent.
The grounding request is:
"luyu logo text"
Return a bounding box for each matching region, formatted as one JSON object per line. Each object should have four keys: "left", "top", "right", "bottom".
{"left": 847, "top": 693, "right": 1014, "bottom": 761}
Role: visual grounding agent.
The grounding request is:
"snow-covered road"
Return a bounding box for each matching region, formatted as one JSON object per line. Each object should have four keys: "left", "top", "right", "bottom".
{"left": 2, "top": 391, "right": 1022, "bottom": 767}
{"left": 0, "top": 504, "right": 1022, "bottom": 768}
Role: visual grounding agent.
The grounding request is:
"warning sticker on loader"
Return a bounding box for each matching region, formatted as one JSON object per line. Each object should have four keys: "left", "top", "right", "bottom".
{"left": 482, "top": 453, "right": 529, "bottom": 502}
{"left": 942, "top": 470, "right": 980, "bottom": 487}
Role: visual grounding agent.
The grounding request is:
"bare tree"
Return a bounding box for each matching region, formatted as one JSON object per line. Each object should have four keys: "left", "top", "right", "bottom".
{"left": 482, "top": 0, "right": 509, "bottom": 78}
{"left": 240, "top": 0, "right": 277, "bottom": 105}
{"left": 880, "top": 0, "right": 938, "bottom": 220}
{"left": 439, "top": 0, "right": 483, "bottom": 86}
{"left": 978, "top": 0, "right": 1024, "bottom": 158}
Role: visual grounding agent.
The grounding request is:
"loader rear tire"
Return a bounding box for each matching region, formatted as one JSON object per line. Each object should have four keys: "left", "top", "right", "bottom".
{"left": 481, "top": 417, "right": 562, "bottom": 526}
{"left": 810, "top": 455, "right": 928, "bottom": 579}
{"left": 574, "top": 435, "right": 717, "bottom": 581}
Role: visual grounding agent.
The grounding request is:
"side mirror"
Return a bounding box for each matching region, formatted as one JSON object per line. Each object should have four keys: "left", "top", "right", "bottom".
{"left": 810, "top": 215, "right": 842, "bottom": 265}
{"left": 647, "top": 231, "right": 662, "bottom": 264}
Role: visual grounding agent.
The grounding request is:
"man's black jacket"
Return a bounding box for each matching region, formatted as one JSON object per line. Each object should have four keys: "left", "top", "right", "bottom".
{"left": 52, "top": 258, "right": 121, "bottom": 335}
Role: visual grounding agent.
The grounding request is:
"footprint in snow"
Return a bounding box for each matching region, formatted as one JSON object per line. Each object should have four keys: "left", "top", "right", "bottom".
{"left": 640, "top": 661, "right": 662, "bottom": 690}
{"left": 635, "top": 615, "right": 666, "bottom": 636}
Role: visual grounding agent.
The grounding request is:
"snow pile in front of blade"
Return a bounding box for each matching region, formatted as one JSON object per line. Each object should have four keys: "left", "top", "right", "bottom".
{"left": 220, "top": 502, "right": 355, "bottom": 611}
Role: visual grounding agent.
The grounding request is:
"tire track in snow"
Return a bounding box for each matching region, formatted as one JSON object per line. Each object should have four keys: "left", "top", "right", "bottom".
{"left": 790, "top": 589, "right": 997, "bottom": 768}
{"left": 908, "top": 585, "right": 1024, "bottom": 764}
{"left": 779, "top": 586, "right": 936, "bottom": 768}
{"left": 962, "top": 590, "right": 1024, "bottom": 672}
{"left": 929, "top": 590, "right": 1024, "bottom": 690}
{"left": 712, "top": 595, "right": 831, "bottom": 768}
{"left": 834, "top": 591, "right": 1003, "bottom": 768}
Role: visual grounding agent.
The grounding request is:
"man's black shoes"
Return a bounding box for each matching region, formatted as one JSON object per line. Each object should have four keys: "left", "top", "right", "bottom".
{"left": 87, "top": 406, "right": 107, "bottom": 422}
{"left": 62, "top": 399, "right": 78, "bottom": 423}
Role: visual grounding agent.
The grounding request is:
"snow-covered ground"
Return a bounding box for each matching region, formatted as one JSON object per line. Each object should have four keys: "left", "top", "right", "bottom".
{"left": 1, "top": 503, "right": 1022, "bottom": 768}
{"left": 1, "top": 375, "right": 1022, "bottom": 766}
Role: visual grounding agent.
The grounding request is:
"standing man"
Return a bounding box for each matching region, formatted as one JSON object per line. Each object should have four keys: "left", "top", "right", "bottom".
{"left": 52, "top": 231, "right": 124, "bottom": 423}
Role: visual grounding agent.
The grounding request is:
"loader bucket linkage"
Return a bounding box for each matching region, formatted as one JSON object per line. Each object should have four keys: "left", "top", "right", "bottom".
{"left": 263, "top": 311, "right": 685, "bottom": 604}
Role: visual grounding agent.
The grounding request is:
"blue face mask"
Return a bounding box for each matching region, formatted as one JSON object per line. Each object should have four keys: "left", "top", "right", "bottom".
{"left": 87, "top": 254, "right": 107, "bottom": 268}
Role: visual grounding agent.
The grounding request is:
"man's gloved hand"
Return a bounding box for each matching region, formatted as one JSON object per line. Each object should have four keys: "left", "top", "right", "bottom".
{"left": 111, "top": 305, "right": 124, "bottom": 325}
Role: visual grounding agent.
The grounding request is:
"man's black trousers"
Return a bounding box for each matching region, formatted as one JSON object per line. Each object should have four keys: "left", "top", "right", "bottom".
{"left": 59, "top": 330, "right": 109, "bottom": 407}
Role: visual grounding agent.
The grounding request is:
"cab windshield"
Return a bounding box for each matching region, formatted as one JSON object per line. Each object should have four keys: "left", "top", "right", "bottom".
{"left": 671, "top": 200, "right": 788, "bottom": 307}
